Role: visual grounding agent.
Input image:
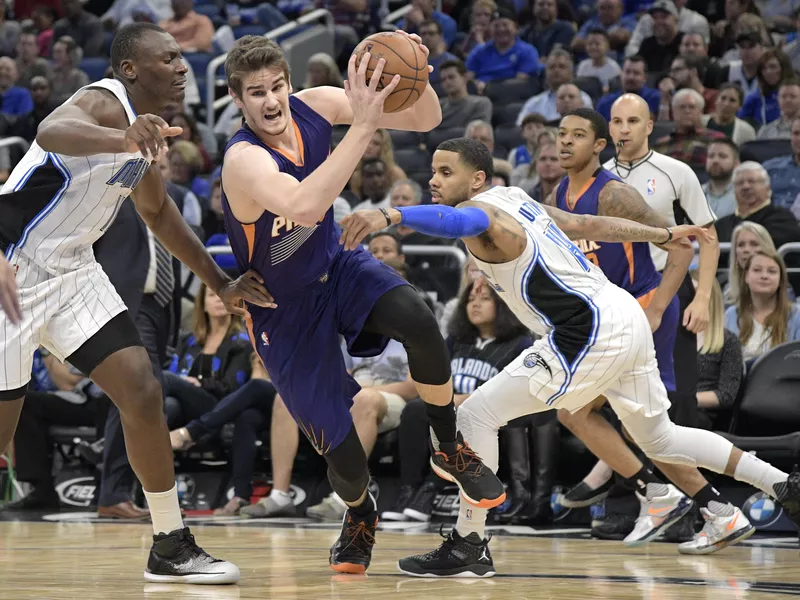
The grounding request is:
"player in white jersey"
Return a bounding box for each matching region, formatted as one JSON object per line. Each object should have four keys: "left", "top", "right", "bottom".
{"left": 340, "top": 137, "right": 800, "bottom": 577}
{"left": 0, "top": 23, "right": 275, "bottom": 584}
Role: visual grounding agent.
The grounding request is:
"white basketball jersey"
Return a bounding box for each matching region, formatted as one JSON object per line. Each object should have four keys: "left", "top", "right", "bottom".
{"left": 1, "top": 79, "right": 148, "bottom": 272}
{"left": 467, "top": 186, "right": 608, "bottom": 345}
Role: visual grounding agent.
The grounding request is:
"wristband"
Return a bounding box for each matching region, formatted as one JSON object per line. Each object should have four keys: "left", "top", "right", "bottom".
{"left": 379, "top": 208, "right": 392, "bottom": 227}
{"left": 663, "top": 227, "right": 672, "bottom": 244}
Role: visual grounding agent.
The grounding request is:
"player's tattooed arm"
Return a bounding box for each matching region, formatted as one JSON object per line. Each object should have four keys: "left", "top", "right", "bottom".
{"left": 596, "top": 181, "right": 673, "bottom": 228}
{"left": 542, "top": 203, "right": 713, "bottom": 245}
{"left": 460, "top": 201, "right": 528, "bottom": 261}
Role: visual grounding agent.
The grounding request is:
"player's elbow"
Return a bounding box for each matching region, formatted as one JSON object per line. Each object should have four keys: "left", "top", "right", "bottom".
{"left": 285, "top": 204, "right": 321, "bottom": 228}
{"left": 35, "top": 122, "right": 57, "bottom": 152}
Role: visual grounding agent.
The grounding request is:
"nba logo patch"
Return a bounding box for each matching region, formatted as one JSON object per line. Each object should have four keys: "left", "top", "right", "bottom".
{"left": 646, "top": 178, "right": 656, "bottom": 195}
{"left": 261, "top": 332, "right": 270, "bottom": 346}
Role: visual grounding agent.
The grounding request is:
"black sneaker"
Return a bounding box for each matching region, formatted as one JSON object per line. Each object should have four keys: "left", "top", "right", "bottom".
{"left": 329, "top": 507, "right": 378, "bottom": 574}
{"left": 561, "top": 478, "right": 613, "bottom": 508}
{"left": 403, "top": 481, "right": 437, "bottom": 522}
{"left": 381, "top": 485, "right": 416, "bottom": 521}
{"left": 775, "top": 467, "right": 800, "bottom": 529}
{"left": 664, "top": 506, "right": 698, "bottom": 543}
{"left": 144, "top": 527, "right": 240, "bottom": 584}
{"left": 397, "top": 527, "right": 495, "bottom": 578}
{"left": 590, "top": 514, "right": 637, "bottom": 541}
{"left": 430, "top": 432, "right": 505, "bottom": 509}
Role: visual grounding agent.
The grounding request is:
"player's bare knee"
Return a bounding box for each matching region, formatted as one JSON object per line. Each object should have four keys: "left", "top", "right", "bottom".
{"left": 351, "top": 390, "right": 384, "bottom": 424}
{"left": 116, "top": 373, "right": 163, "bottom": 422}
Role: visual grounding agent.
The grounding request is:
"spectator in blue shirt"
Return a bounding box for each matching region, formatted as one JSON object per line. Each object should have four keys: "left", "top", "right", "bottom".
{"left": 397, "top": 0, "right": 457, "bottom": 49}
{"left": 738, "top": 49, "right": 793, "bottom": 126}
{"left": 0, "top": 57, "right": 33, "bottom": 117}
{"left": 572, "top": 0, "right": 637, "bottom": 59}
{"left": 520, "top": 0, "right": 576, "bottom": 59}
{"left": 465, "top": 6, "right": 541, "bottom": 92}
{"left": 762, "top": 116, "right": 800, "bottom": 211}
{"left": 596, "top": 55, "right": 660, "bottom": 119}
{"left": 419, "top": 19, "right": 458, "bottom": 85}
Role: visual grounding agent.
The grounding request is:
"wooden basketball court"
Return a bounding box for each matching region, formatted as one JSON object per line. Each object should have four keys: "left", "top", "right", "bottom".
{"left": 1, "top": 515, "right": 798, "bottom": 599}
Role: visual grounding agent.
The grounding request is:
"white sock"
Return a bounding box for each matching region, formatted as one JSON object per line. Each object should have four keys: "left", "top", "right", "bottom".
{"left": 455, "top": 501, "right": 488, "bottom": 540}
{"left": 269, "top": 488, "right": 292, "bottom": 506}
{"left": 144, "top": 484, "right": 184, "bottom": 535}
{"left": 584, "top": 461, "right": 613, "bottom": 490}
{"left": 733, "top": 451, "right": 788, "bottom": 497}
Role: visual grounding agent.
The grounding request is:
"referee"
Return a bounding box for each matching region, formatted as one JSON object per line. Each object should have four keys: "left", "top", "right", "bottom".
{"left": 605, "top": 93, "right": 720, "bottom": 429}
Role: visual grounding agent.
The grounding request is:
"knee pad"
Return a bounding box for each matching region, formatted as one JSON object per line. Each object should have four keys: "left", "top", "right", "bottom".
{"left": 325, "top": 426, "right": 370, "bottom": 502}
{"left": 627, "top": 418, "right": 698, "bottom": 468}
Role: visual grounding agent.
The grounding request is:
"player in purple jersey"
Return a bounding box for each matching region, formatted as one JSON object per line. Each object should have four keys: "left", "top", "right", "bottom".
{"left": 548, "top": 109, "right": 755, "bottom": 551}
{"left": 219, "top": 35, "right": 504, "bottom": 573}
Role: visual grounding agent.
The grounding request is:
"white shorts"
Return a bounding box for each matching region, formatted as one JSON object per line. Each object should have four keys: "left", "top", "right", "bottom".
{"left": 492, "top": 284, "right": 671, "bottom": 420}
{"left": 1, "top": 251, "right": 126, "bottom": 391}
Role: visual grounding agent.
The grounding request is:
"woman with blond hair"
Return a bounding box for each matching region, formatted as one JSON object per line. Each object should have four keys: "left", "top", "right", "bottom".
{"left": 692, "top": 271, "right": 744, "bottom": 429}
{"left": 724, "top": 250, "right": 800, "bottom": 363}
{"left": 303, "top": 53, "right": 344, "bottom": 89}
{"left": 169, "top": 140, "right": 210, "bottom": 199}
{"left": 348, "top": 129, "right": 407, "bottom": 199}
{"left": 724, "top": 222, "right": 777, "bottom": 305}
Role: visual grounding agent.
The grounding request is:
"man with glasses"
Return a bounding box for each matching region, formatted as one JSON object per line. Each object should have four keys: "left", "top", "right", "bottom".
{"left": 418, "top": 19, "right": 457, "bottom": 85}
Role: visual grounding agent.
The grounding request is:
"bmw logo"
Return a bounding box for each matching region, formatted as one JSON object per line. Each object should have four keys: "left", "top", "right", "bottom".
{"left": 743, "top": 492, "right": 783, "bottom": 527}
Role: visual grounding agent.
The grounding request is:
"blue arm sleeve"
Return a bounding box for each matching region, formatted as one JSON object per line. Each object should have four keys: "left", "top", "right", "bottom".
{"left": 397, "top": 205, "right": 491, "bottom": 238}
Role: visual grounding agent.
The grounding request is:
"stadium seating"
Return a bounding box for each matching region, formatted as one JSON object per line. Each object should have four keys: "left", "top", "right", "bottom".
{"left": 740, "top": 139, "right": 792, "bottom": 163}
{"left": 80, "top": 57, "right": 110, "bottom": 82}
{"left": 493, "top": 102, "right": 524, "bottom": 127}
{"left": 575, "top": 76, "right": 603, "bottom": 102}
{"left": 720, "top": 341, "right": 800, "bottom": 466}
{"left": 394, "top": 148, "right": 432, "bottom": 173}
{"left": 485, "top": 78, "right": 540, "bottom": 104}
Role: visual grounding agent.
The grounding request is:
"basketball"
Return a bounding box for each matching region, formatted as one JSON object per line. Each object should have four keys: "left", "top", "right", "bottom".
{"left": 352, "top": 32, "right": 429, "bottom": 113}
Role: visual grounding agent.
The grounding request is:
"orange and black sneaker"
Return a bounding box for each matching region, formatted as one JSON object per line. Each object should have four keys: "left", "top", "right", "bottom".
{"left": 329, "top": 508, "right": 378, "bottom": 574}
{"left": 429, "top": 432, "right": 506, "bottom": 509}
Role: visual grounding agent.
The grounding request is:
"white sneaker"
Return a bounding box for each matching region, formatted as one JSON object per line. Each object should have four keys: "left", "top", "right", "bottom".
{"left": 306, "top": 492, "right": 347, "bottom": 521}
{"left": 678, "top": 507, "right": 755, "bottom": 555}
{"left": 624, "top": 484, "right": 694, "bottom": 547}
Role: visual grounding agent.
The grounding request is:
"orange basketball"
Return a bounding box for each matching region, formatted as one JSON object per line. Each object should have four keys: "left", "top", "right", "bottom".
{"left": 352, "top": 32, "right": 429, "bottom": 113}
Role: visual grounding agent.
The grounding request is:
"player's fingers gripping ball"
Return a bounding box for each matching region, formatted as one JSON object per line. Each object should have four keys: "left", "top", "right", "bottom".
{"left": 352, "top": 31, "right": 429, "bottom": 113}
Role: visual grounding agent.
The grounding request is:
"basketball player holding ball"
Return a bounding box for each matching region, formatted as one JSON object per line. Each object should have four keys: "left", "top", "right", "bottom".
{"left": 220, "top": 33, "right": 505, "bottom": 573}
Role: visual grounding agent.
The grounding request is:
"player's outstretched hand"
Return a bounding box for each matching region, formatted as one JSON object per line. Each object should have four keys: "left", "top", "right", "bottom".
{"left": 219, "top": 269, "right": 277, "bottom": 316}
{"left": 124, "top": 114, "right": 183, "bottom": 161}
{"left": 339, "top": 209, "right": 389, "bottom": 251}
{"left": 345, "top": 52, "right": 400, "bottom": 130}
{"left": 664, "top": 224, "right": 715, "bottom": 247}
{"left": 0, "top": 255, "right": 20, "bottom": 325}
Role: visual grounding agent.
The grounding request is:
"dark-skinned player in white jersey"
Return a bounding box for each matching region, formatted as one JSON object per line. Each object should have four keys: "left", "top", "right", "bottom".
{"left": 340, "top": 136, "right": 800, "bottom": 577}
{"left": 0, "top": 23, "right": 276, "bottom": 583}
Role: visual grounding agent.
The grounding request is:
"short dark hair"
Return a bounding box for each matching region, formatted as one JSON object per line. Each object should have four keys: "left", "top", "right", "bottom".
{"left": 521, "top": 113, "right": 548, "bottom": 128}
{"left": 562, "top": 107, "right": 609, "bottom": 141}
{"left": 586, "top": 27, "right": 609, "bottom": 39}
{"left": 625, "top": 54, "right": 649, "bottom": 73}
{"left": 367, "top": 230, "right": 404, "bottom": 255}
{"left": 681, "top": 54, "right": 707, "bottom": 79}
{"left": 225, "top": 35, "right": 290, "bottom": 98}
{"left": 110, "top": 23, "right": 165, "bottom": 77}
{"left": 708, "top": 137, "right": 740, "bottom": 160}
{"left": 362, "top": 156, "right": 386, "bottom": 172}
{"left": 447, "top": 280, "right": 530, "bottom": 344}
{"left": 780, "top": 77, "right": 800, "bottom": 90}
{"left": 439, "top": 58, "right": 467, "bottom": 76}
{"left": 719, "top": 81, "right": 745, "bottom": 104}
{"left": 420, "top": 18, "right": 442, "bottom": 34}
{"left": 437, "top": 137, "right": 494, "bottom": 181}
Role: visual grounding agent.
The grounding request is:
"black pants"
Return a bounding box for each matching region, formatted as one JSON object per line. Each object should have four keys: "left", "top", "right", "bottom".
{"left": 98, "top": 295, "right": 169, "bottom": 507}
{"left": 183, "top": 379, "right": 276, "bottom": 499}
{"left": 14, "top": 391, "right": 106, "bottom": 493}
{"left": 163, "top": 371, "right": 218, "bottom": 430}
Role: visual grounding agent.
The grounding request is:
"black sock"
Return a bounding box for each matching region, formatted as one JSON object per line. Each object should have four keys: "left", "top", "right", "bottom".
{"left": 692, "top": 483, "right": 725, "bottom": 509}
{"left": 425, "top": 399, "right": 457, "bottom": 445}
{"left": 625, "top": 466, "right": 663, "bottom": 494}
{"left": 348, "top": 492, "right": 376, "bottom": 517}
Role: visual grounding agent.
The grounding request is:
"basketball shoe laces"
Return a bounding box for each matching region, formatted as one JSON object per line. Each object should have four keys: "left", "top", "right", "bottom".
{"left": 339, "top": 516, "right": 376, "bottom": 555}
{"left": 157, "top": 528, "right": 214, "bottom": 565}
{"left": 439, "top": 443, "right": 484, "bottom": 479}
